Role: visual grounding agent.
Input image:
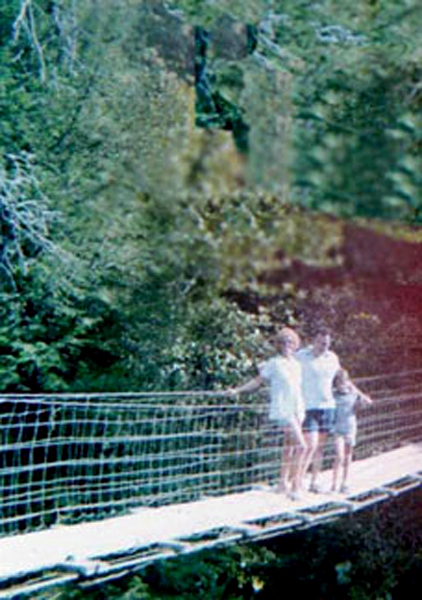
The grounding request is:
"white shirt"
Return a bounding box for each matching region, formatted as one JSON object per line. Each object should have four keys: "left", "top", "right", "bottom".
{"left": 259, "top": 355, "right": 305, "bottom": 423}
{"left": 296, "top": 347, "right": 340, "bottom": 410}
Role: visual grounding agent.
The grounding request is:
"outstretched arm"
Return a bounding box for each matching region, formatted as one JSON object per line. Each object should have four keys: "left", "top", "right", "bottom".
{"left": 228, "top": 375, "right": 265, "bottom": 395}
{"left": 351, "top": 382, "right": 373, "bottom": 406}
{"left": 360, "top": 393, "right": 373, "bottom": 406}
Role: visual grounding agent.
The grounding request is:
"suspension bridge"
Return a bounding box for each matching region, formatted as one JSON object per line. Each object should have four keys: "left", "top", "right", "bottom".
{"left": 0, "top": 370, "right": 421, "bottom": 598}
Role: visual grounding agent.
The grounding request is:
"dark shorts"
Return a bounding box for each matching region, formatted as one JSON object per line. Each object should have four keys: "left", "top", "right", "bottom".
{"left": 303, "top": 409, "right": 335, "bottom": 434}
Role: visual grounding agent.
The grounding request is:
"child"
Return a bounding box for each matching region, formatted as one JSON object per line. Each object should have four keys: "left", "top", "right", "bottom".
{"left": 331, "top": 368, "right": 372, "bottom": 493}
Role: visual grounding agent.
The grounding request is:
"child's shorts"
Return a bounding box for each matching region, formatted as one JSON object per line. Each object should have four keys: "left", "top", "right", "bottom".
{"left": 334, "top": 428, "right": 357, "bottom": 447}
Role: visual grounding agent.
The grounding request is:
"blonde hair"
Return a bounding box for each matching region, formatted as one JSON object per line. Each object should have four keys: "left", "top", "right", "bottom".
{"left": 275, "top": 327, "right": 301, "bottom": 351}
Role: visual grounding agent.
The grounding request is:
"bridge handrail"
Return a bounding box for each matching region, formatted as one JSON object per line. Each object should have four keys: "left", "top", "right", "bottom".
{"left": 1, "top": 368, "right": 422, "bottom": 539}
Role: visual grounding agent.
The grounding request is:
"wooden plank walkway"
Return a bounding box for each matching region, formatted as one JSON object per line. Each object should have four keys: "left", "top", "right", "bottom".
{"left": 0, "top": 443, "right": 421, "bottom": 598}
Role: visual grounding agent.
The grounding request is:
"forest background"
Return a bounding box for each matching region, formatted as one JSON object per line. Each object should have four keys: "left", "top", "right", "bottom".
{"left": 1, "top": 1, "right": 421, "bottom": 598}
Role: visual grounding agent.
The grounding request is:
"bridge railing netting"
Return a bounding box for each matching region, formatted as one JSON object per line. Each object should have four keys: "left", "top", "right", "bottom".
{"left": 1, "top": 370, "right": 422, "bottom": 538}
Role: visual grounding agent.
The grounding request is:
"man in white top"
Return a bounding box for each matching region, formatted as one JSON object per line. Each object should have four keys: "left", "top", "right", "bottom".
{"left": 229, "top": 327, "right": 306, "bottom": 499}
{"left": 296, "top": 329, "right": 340, "bottom": 492}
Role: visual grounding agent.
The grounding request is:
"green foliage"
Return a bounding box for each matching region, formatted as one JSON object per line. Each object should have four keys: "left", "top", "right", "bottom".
{"left": 0, "top": 260, "right": 107, "bottom": 391}
{"left": 173, "top": 0, "right": 422, "bottom": 218}
{"left": 279, "top": 1, "right": 422, "bottom": 220}
{"left": 0, "top": 0, "right": 421, "bottom": 391}
{"left": 166, "top": 0, "right": 269, "bottom": 25}
{"left": 292, "top": 47, "right": 422, "bottom": 220}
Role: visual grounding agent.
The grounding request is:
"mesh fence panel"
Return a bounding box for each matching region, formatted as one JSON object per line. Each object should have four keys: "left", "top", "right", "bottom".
{"left": 1, "top": 372, "right": 421, "bottom": 538}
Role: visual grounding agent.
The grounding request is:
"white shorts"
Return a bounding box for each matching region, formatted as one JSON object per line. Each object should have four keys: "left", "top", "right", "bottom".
{"left": 335, "top": 429, "right": 356, "bottom": 447}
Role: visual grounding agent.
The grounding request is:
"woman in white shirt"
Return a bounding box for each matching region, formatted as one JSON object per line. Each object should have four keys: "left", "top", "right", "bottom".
{"left": 229, "top": 327, "right": 306, "bottom": 499}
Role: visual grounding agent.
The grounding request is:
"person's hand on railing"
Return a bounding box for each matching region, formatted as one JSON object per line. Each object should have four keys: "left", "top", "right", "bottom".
{"left": 225, "top": 376, "right": 264, "bottom": 397}
{"left": 358, "top": 391, "right": 373, "bottom": 407}
{"left": 350, "top": 382, "right": 373, "bottom": 407}
{"left": 224, "top": 388, "right": 240, "bottom": 397}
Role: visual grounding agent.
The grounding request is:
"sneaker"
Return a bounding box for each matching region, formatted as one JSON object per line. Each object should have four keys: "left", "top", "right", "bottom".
{"left": 274, "top": 483, "right": 289, "bottom": 494}
{"left": 288, "top": 490, "right": 302, "bottom": 501}
{"left": 309, "top": 483, "right": 323, "bottom": 494}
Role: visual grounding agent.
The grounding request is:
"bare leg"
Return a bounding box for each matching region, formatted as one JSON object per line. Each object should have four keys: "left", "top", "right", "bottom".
{"left": 310, "top": 432, "right": 327, "bottom": 489}
{"left": 288, "top": 417, "right": 307, "bottom": 493}
{"left": 341, "top": 443, "right": 353, "bottom": 490}
{"left": 302, "top": 430, "right": 318, "bottom": 485}
{"left": 331, "top": 436, "right": 344, "bottom": 491}
{"left": 278, "top": 430, "right": 294, "bottom": 492}
{"left": 277, "top": 420, "right": 307, "bottom": 495}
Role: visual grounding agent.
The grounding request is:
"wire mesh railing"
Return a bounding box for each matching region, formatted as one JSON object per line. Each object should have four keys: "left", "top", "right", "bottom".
{"left": 1, "top": 370, "right": 421, "bottom": 539}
